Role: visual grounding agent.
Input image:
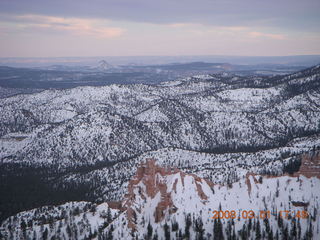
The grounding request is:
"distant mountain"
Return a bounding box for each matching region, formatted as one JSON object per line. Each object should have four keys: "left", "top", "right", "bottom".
{"left": 0, "top": 61, "right": 310, "bottom": 91}
{"left": 96, "top": 60, "right": 114, "bottom": 71}
{"left": 0, "top": 65, "right": 164, "bottom": 89}
{"left": 1, "top": 55, "right": 320, "bottom": 68}
{"left": 146, "top": 62, "right": 233, "bottom": 71}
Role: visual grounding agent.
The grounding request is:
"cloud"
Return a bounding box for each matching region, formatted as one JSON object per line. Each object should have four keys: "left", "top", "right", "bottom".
{"left": 167, "top": 23, "right": 190, "bottom": 28}
{"left": 249, "top": 31, "right": 285, "bottom": 40}
{"left": 0, "top": 0, "right": 319, "bottom": 32}
{"left": 165, "top": 23, "right": 284, "bottom": 41}
{"left": 8, "top": 14, "right": 125, "bottom": 38}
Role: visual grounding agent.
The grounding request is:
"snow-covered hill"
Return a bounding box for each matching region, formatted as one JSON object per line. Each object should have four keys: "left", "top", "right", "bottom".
{"left": 1, "top": 66, "right": 319, "bottom": 168}
{"left": 1, "top": 159, "right": 319, "bottom": 239}
{"left": 0, "top": 65, "right": 320, "bottom": 227}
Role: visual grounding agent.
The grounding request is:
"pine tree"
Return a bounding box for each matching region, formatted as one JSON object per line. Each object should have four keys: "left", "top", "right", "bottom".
{"left": 312, "top": 207, "right": 317, "bottom": 222}
{"left": 147, "top": 221, "right": 153, "bottom": 240}
{"left": 255, "top": 220, "right": 261, "bottom": 240}
{"left": 214, "top": 218, "right": 224, "bottom": 240}
{"left": 297, "top": 218, "right": 301, "bottom": 239}
{"left": 42, "top": 227, "right": 49, "bottom": 240}
{"left": 172, "top": 221, "right": 179, "bottom": 232}
{"left": 66, "top": 224, "right": 72, "bottom": 238}
{"left": 282, "top": 226, "right": 289, "bottom": 240}
{"left": 178, "top": 229, "right": 183, "bottom": 240}
{"left": 264, "top": 218, "right": 270, "bottom": 235}
{"left": 277, "top": 212, "right": 283, "bottom": 229}
{"left": 184, "top": 213, "right": 192, "bottom": 239}
{"left": 240, "top": 223, "right": 247, "bottom": 240}
{"left": 107, "top": 207, "right": 112, "bottom": 224}
{"left": 20, "top": 218, "right": 27, "bottom": 239}
{"left": 152, "top": 231, "right": 158, "bottom": 240}
{"left": 290, "top": 219, "right": 297, "bottom": 240}
{"left": 268, "top": 228, "right": 274, "bottom": 240}
{"left": 195, "top": 217, "right": 205, "bottom": 240}
{"left": 28, "top": 220, "right": 33, "bottom": 228}
{"left": 164, "top": 223, "right": 170, "bottom": 240}
{"left": 248, "top": 218, "right": 252, "bottom": 235}
{"left": 306, "top": 221, "right": 313, "bottom": 239}
{"left": 107, "top": 224, "right": 114, "bottom": 240}
{"left": 32, "top": 230, "right": 37, "bottom": 240}
{"left": 232, "top": 227, "right": 236, "bottom": 240}
{"left": 275, "top": 230, "right": 279, "bottom": 240}
{"left": 226, "top": 220, "right": 232, "bottom": 240}
{"left": 20, "top": 219, "right": 27, "bottom": 232}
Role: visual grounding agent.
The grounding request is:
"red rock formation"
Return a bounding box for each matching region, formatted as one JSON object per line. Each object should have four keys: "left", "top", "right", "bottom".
{"left": 154, "top": 182, "right": 175, "bottom": 223}
{"left": 295, "top": 152, "right": 320, "bottom": 178}
{"left": 107, "top": 201, "right": 125, "bottom": 211}
{"left": 123, "top": 159, "right": 178, "bottom": 229}
{"left": 189, "top": 173, "right": 209, "bottom": 200}
{"left": 172, "top": 179, "right": 179, "bottom": 193}
{"left": 245, "top": 172, "right": 259, "bottom": 196}
{"left": 122, "top": 158, "right": 213, "bottom": 230}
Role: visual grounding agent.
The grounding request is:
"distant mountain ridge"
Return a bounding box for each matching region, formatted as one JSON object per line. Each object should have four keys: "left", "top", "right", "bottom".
{"left": 1, "top": 55, "right": 320, "bottom": 68}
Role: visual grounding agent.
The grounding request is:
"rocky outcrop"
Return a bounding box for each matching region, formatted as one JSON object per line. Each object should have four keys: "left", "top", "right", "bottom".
{"left": 190, "top": 173, "right": 209, "bottom": 200}
{"left": 245, "top": 172, "right": 259, "bottom": 196}
{"left": 296, "top": 152, "right": 320, "bottom": 178}
{"left": 122, "top": 158, "right": 213, "bottom": 230}
{"left": 107, "top": 201, "right": 125, "bottom": 211}
{"left": 123, "top": 159, "right": 178, "bottom": 229}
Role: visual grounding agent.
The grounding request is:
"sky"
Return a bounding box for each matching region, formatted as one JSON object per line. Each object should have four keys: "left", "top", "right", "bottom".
{"left": 0, "top": 0, "right": 319, "bottom": 57}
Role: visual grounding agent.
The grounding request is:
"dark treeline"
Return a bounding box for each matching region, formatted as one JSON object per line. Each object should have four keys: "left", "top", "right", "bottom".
{"left": 0, "top": 162, "right": 114, "bottom": 223}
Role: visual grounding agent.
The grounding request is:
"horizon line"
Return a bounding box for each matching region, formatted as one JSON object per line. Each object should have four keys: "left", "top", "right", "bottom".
{"left": 1, "top": 54, "right": 320, "bottom": 59}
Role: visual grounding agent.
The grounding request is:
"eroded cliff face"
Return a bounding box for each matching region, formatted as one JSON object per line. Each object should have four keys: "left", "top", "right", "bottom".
{"left": 297, "top": 151, "right": 320, "bottom": 178}
{"left": 121, "top": 155, "right": 320, "bottom": 232}
{"left": 102, "top": 156, "right": 320, "bottom": 238}
{"left": 244, "top": 151, "right": 320, "bottom": 196}
{"left": 122, "top": 158, "right": 213, "bottom": 229}
{"left": 1, "top": 158, "right": 320, "bottom": 240}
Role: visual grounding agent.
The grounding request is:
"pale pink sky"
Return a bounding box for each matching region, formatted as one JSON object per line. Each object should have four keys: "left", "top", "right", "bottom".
{"left": 0, "top": 0, "right": 319, "bottom": 57}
